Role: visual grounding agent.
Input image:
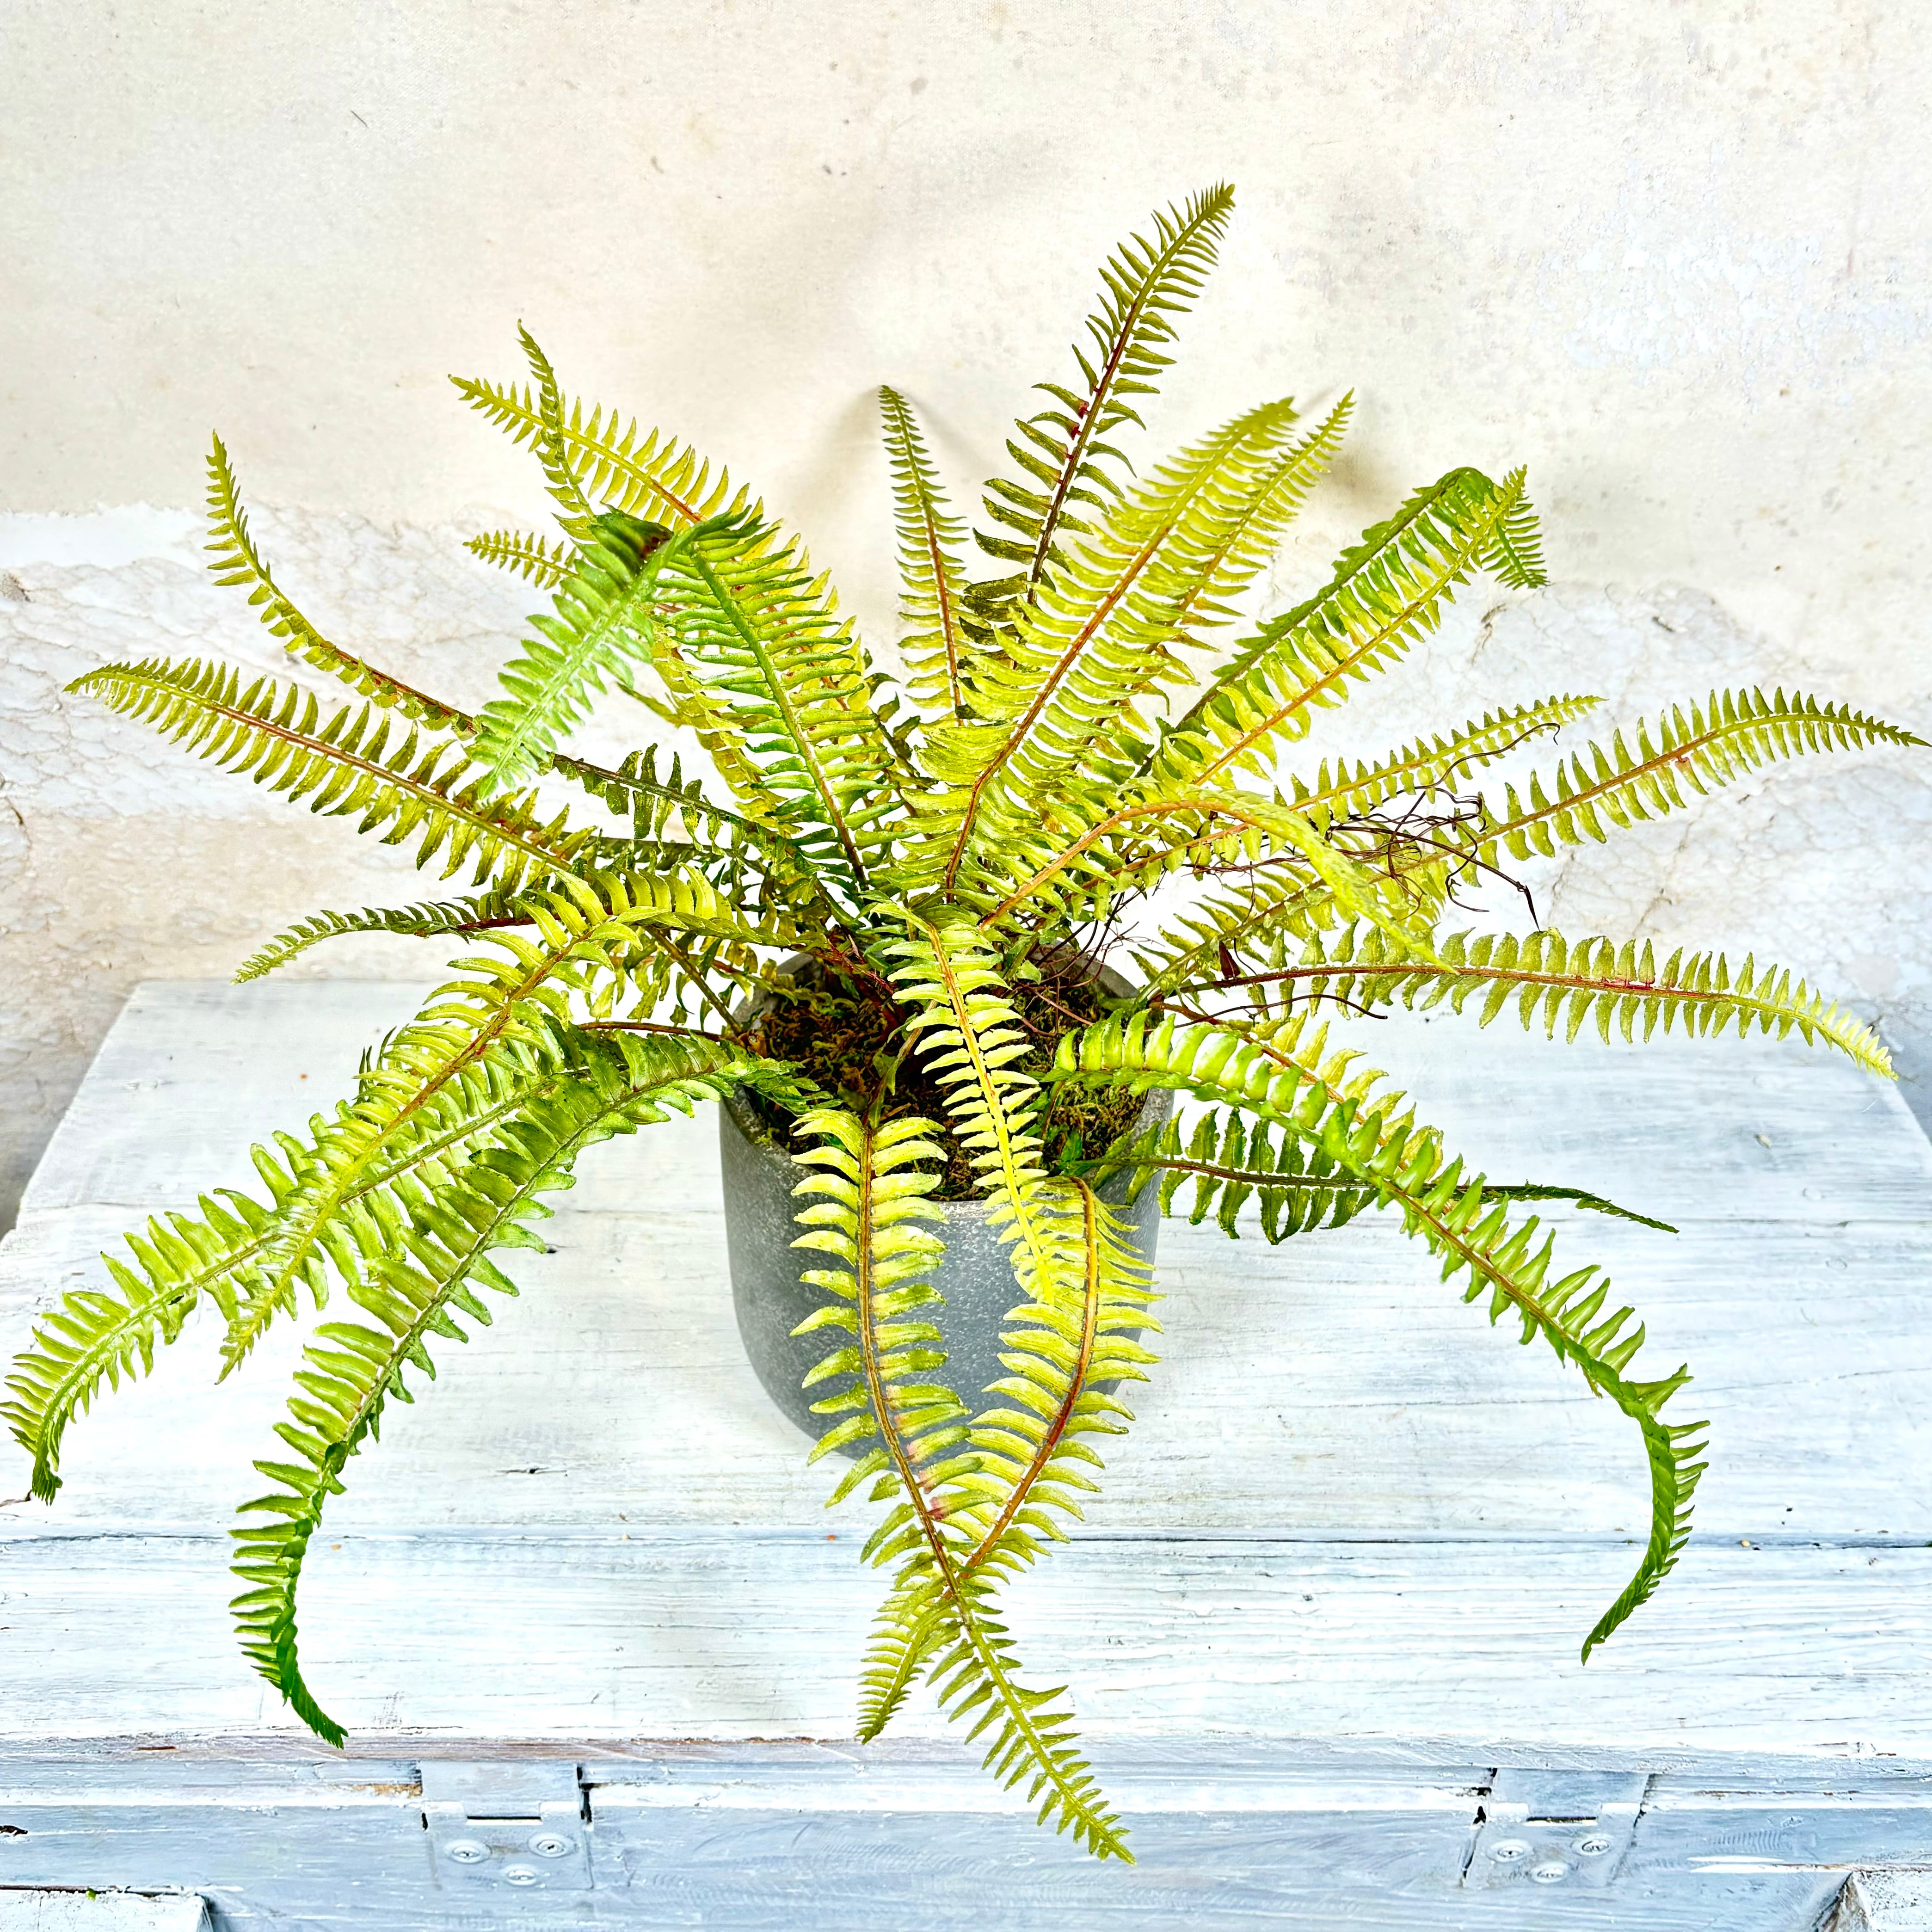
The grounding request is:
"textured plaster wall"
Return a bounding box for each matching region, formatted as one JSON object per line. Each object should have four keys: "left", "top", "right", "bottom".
{"left": 2, "top": 0, "right": 1929, "bottom": 1226}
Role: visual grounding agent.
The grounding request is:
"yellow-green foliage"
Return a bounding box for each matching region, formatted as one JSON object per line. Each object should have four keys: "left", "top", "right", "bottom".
{"left": 11, "top": 185, "right": 1919, "bottom": 1863}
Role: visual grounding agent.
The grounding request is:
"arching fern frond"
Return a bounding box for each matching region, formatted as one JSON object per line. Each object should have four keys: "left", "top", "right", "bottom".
{"left": 792, "top": 1108, "right": 1132, "bottom": 1862}
{"left": 235, "top": 893, "right": 530, "bottom": 983}
{"left": 1152, "top": 468, "right": 1547, "bottom": 788}
{"left": 654, "top": 511, "right": 904, "bottom": 886}
{"left": 470, "top": 512, "right": 673, "bottom": 790}
{"left": 1051, "top": 1009, "right": 1706, "bottom": 1658}
{"left": 1073, "top": 1107, "right": 1378, "bottom": 1242}
{"left": 853, "top": 1178, "right": 1156, "bottom": 1754}
{"left": 2, "top": 1041, "right": 559, "bottom": 1501}
{"left": 69, "top": 657, "right": 593, "bottom": 896}
{"left": 1068, "top": 1110, "right": 1672, "bottom": 1237}
{"left": 466, "top": 528, "right": 572, "bottom": 589}
{"left": 978, "top": 183, "right": 1236, "bottom": 598}
{"left": 233, "top": 1032, "right": 757, "bottom": 1744}
{"left": 204, "top": 437, "right": 468, "bottom": 733}
{"left": 880, "top": 386, "right": 972, "bottom": 722}
{"left": 1198, "top": 923, "right": 1894, "bottom": 1075}
{"left": 230, "top": 870, "right": 794, "bottom": 1365}
{"left": 1462, "top": 689, "right": 1926, "bottom": 870}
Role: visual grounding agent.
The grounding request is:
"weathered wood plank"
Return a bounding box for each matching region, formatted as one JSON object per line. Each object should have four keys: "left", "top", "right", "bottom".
{"left": 0, "top": 1529, "right": 1926, "bottom": 1753}
{"left": 9, "top": 1180, "right": 1928, "bottom": 1540}
{"left": 0, "top": 1748, "right": 1908, "bottom": 1932}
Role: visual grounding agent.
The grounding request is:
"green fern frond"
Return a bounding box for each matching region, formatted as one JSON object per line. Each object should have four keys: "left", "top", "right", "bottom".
{"left": 1153, "top": 468, "right": 1546, "bottom": 788}
{"left": 1051, "top": 1009, "right": 1706, "bottom": 1657}
{"left": 229, "top": 870, "right": 794, "bottom": 1364}
{"left": 1480, "top": 473, "right": 1548, "bottom": 587}
{"left": 1205, "top": 923, "right": 1894, "bottom": 1075}
{"left": 204, "top": 437, "right": 467, "bottom": 732}
{"left": 978, "top": 184, "right": 1235, "bottom": 597}
{"left": 69, "top": 656, "right": 592, "bottom": 897}
{"left": 1286, "top": 695, "right": 1603, "bottom": 831}
{"left": 854, "top": 1179, "right": 1156, "bottom": 1755}
{"left": 232, "top": 1032, "right": 756, "bottom": 1744}
{"left": 449, "top": 370, "right": 752, "bottom": 529}
{"left": 1068, "top": 1112, "right": 1672, "bottom": 1236}
{"left": 913, "top": 391, "right": 1326, "bottom": 889}
{"left": 471, "top": 512, "right": 673, "bottom": 789}
{"left": 1463, "top": 689, "right": 1926, "bottom": 869}
{"left": 879, "top": 917, "right": 1080, "bottom": 1301}
{"left": 514, "top": 325, "right": 598, "bottom": 524}
{"left": 236, "top": 893, "right": 530, "bottom": 983}
{"left": 880, "top": 386, "right": 972, "bottom": 721}
{"left": 791, "top": 1108, "right": 1131, "bottom": 1861}
{"left": 466, "top": 529, "right": 573, "bottom": 589}
{"left": 2, "top": 1042, "right": 558, "bottom": 1501}
{"left": 653, "top": 511, "right": 905, "bottom": 887}
{"left": 1073, "top": 1107, "right": 1378, "bottom": 1242}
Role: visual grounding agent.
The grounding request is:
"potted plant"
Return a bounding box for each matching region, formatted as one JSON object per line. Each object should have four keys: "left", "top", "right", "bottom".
{"left": 6, "top": 185, "right": 1915, "bottom": 1864}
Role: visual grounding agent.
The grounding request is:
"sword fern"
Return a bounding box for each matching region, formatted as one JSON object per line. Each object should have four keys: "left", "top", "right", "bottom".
{"left": 12, "top": 184, "right": 1917, "bottom": 1859}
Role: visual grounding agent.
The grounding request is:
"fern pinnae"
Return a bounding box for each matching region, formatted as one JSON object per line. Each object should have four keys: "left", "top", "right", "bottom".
{"left": 856, "top": 1181, "right": 1159, "bottom": 1739}
{"left": 515, "top": 325, "right": 599, "bottom": 524}
{"left": 204, "top": 437, "right": 468, "bottom": 733}
{"left": 236, "top": 893, "right": 531, "bottom": 982}
{"left": 465, "top": 528, "right": 573, "bottom": 589}
{"left": 979, "top": 183, "right": 1236, "bottom": 597}
{"left": 449, "top": 368, "right": 753, "bottom": 530}
{"left": 880, "top": 385, "right": 971, "bottom": 720}
{"left": 790, "top": 1109, "right": 1129, "bottom": 1859}
{"left": 233, "top": 1034, "right": 751, "bottom": 1744}
{"left": 1468, "top": 688, "right": 1926, "bottom": 868}
{"left": 471, "top": 511, "right": 674, "bottom": 789}
{"left": 70, "top": 656, "right": 592, "bottom": 897}
{"left": 1206, "top": 924, "right": 1894, "bottom": 1075}
{"left": 235, "top": 872, "right": 787, "bottom": 1361}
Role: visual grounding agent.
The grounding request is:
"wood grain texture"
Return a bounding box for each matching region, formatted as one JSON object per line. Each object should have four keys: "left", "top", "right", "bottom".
{"left": 0, "top": 980, "right": 1929, "bottom": 1928}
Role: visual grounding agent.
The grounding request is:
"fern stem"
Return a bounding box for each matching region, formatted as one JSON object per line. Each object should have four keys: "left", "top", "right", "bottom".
{"left": 960, "top": 1183, "right": 1104, "bottom": 1577}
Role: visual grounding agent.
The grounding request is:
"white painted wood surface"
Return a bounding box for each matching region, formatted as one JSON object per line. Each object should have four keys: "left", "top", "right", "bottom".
{"left": 0, "top": 980, "right": 1929, "bottom": 1928}
{"left": 0, "top": 1902, "right": 207, "bottom": 1932}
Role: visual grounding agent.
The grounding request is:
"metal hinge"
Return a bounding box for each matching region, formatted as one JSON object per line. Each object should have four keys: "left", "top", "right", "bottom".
{"left": 421, "top": 1760, "right": 591, "bottom": 1893}
{"left": 1464, "top": 1769, "right": 1647, "bottom": 1889}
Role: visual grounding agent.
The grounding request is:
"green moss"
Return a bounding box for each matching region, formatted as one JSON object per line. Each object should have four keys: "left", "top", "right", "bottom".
{"left": 744, "top": 959, "right": 1143, "bottom": 1199}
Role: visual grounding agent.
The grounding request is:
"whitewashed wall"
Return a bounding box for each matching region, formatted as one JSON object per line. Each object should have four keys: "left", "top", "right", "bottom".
{"left": 2, "top": 0, "right": 1928, "bottom": 1225}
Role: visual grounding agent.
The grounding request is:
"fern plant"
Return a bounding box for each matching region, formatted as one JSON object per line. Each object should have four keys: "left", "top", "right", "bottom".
{"left": 9, "top": 185, "right": 1918, "bottom": 1864}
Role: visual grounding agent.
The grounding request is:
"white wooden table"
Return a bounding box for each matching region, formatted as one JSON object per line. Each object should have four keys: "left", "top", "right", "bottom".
{"left": 1, "top": 981, "right": 1929, "bottom": 1930}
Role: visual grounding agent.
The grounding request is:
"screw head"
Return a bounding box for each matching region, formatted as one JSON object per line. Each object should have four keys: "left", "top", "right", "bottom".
{"left": 528, "top": 1830, "right": 575, "bottom": 1858}
{"left": 501, "top": 1863, "right": 542, "bottom": 1887}
{"left": 1573, "top": 1832, "right": 1614, "bottom": 1857}
{"left": 443, "top": 1837, "right": 490, "bottom": 1865}
{"left": 1489, "top": 1838, "right": 1532, "bottom": 1863}
{"left": 1529, "top": 1859, "right": 1572, "bottom": 1885}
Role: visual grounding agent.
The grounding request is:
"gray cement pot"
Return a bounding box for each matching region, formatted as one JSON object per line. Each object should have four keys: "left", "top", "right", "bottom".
{"left": 719, "top": 967, "right": 1173, "bottom": 1450}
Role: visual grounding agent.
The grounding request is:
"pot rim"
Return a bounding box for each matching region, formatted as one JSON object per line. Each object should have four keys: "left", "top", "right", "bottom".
{"left": 719, "top": 949, "right": 1154, "bottom": 1214}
